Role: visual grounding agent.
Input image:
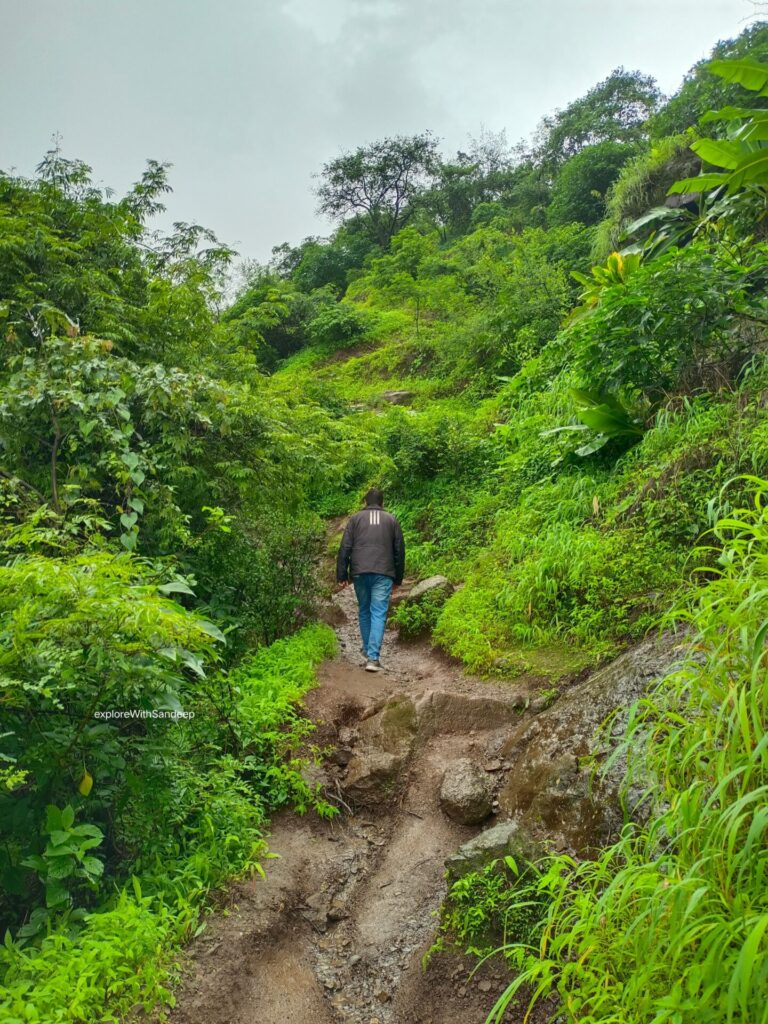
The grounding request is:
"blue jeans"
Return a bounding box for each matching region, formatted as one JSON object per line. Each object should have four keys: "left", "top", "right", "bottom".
{"left": 353, "top": 573, "right": 394, "bottom": 661}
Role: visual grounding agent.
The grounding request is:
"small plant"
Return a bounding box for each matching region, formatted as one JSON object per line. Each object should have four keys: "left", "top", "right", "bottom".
{"left": 21, "top": 805, "right": 104, "bottom": 916}
{"left": 391, "top": 586, "right": 450, "bottom": 639}
{"left": 434, "top": 857, "right": 547, "bottom": 959}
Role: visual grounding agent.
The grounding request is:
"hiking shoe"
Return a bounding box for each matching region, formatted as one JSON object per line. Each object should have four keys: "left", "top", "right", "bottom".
{"left": 364, "top": 660, "right": 382, "bottom": 673}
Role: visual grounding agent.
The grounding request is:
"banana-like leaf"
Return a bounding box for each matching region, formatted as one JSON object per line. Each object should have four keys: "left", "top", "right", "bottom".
{"left": 701, "top": 106, "right": 768, "bottom": 123}
{"left": 725, "top": 148, "right": 768, "bottom": 190}
{"left": 575, "top": 434, "right": 613, "bottom": 458}
{"left": 668, "top": 173, "right": 729, "bottom": 196}
{"left": 708, "top": 58, "right": 768, "bottom": 93}
{"left": 691, "top": 138, "right": 747, "bottom": 170}
{"left": 570, "top": 389, "right": 644, "bottom": 437}
{"left": 733, "top": 121, "right": 768, "bottom": 143}
{"left": 625, "top": 206, "right": 684, "bottom": 233}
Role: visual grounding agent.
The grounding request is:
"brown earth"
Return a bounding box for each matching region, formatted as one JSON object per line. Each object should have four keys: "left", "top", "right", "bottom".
{"left": 165, "top": 586, "right": 678, "bottom": 1024}
{"left": 163, "top": 585, "right": 558, "bottom": 1024}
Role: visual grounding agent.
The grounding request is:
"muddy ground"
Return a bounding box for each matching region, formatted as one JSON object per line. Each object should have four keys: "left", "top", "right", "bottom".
{"left": 166, "top": 586, "right": 558, "bottom": 1024}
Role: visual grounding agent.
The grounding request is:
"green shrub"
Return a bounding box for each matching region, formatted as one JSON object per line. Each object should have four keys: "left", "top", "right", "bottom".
{"left": 0, "top": 623, "right": 336, "bottom": 1022}
{"left": 488, "top": 481, "right": 768, "bottom": 1023}
{"left": 435, "top": 858, "right": 546, "bottom": 959}
{"left": 548, "top": 141, "right": 638, "bottom": 228}
{"left": 306, "top": 301, "right": 375, "bottom": 349}
{"left": 566, "top": 240, "right": 768, "bottom": 402}
{"left": 391, "top": 585, "right": 450, "bottom": 639}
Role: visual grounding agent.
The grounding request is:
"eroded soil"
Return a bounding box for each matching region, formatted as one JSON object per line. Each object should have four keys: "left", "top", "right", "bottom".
{"left": 167, "top": 587, "right": 553, "bottom": 1024}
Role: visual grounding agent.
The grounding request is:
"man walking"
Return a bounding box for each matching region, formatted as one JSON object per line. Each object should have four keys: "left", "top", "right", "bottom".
{"left": 336, "top": 488, "right": 405, "bottom": 672}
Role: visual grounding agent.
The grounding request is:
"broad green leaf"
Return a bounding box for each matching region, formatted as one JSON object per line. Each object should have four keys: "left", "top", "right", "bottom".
{"left": 708, "top": 58, "right": 768, "bottom": 93}
{"left": 44, "top": 880, "right": 70, "bottom": 908}
{"left": 690, "top": 138, "right": 746, "bottom": 171}
{"left": 667, "top": 173, "right": 729, "bottom": 195}
{"left": 158, "top": 580, "right": 195, "bottom": 596}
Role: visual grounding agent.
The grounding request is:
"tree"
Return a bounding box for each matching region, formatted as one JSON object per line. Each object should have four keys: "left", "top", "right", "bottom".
{"left": 534, "top": 69, "right": 661, "bottom": 172}
{"left": 650, "top": 22, "right": 768, "bottom": 140}
{"left": 548, "top": 141, "right": 638, "bottom": 226}
{"left": 316, "top": 132, "right": 440, "bottom": 246}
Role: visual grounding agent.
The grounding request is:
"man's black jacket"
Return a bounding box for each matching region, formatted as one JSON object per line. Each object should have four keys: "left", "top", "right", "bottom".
{"left": 336, "top": 505, "right": 405, "bottom": 584}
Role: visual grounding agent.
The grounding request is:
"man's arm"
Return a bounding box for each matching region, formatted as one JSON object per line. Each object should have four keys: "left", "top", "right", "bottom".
{"left": 336, "top": 518, "right": 355, "bottom": 584}
{"left": 393, "top": 518, "right": 405, "bottom": 586}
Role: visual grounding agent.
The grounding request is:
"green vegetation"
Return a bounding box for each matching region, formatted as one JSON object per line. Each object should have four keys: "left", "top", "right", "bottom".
{"left": 432, "top": 857, "right": 545, "bottom": 959}
{"left": 488, "top": 484, "right": 768, "bottom": 1022}
{"left": 0, "top": 624, "right": 336, "bottom": 1023}
{"left": 3, "top": 18, "right": 768, "bottom": 1023}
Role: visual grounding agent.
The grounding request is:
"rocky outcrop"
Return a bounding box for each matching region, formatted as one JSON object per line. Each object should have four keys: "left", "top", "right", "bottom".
{"left": 439, "top": 759, "right": 494, "bottom": 824}
{"left": 405, "top": 575, "right": 453, "bottom": 603}
{"left": 344, "top": 696, "right": 417, "bottom": 806}
{"left": 390, "top": 575, "right": 453, "bottom": 616}
{"left": 381, "top": 389, "right": 415, "bottom": 405}
{"left": 497, "top": 632, "right": 684, "bottom": 853}
{"left": 445, "top": 820, "right": 536, "bottom": 880}
{"left": 416, "top": 690, "right": 526, "bottom": 738}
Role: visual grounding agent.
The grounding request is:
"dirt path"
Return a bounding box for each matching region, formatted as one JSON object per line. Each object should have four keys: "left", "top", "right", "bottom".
{"left": 167, "top": 588, "right": 548, "bottom": 1024}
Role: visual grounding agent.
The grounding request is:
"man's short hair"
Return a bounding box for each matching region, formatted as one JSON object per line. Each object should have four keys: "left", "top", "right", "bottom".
{"left": 364, "top": 487, "right": 384, "bottom": 507}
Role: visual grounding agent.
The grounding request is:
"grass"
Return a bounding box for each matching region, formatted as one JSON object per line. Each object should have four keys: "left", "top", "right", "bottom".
{"left": 484, "top": 480, "right": 768, "bottom": 1024}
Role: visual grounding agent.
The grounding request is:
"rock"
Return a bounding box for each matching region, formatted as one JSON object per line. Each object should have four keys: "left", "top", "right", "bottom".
{"left": 439, "top": 758, "right": 494, "bottom": 824}
{"left": 407, "top": 574, "right": 453, "bottom": 602}
{"left": 445, "top": 820, "right": 535, "bottom": 880}
{"left": 319, "top": 602, "right": 347, "bottom": 627}
{"left": 416, "top": 689, "right": 526, "bottom": 738}
{"left": 327, "top": 898, "right": 349, "bottom": 921}
{"left": 381, "top": 389, "right": 415, "bottom": 405}
{"left": 374, "top": 987, "right": 392, "bottom": 1003}
{"left": 497, "top": 633, "right": 685, "bottom": 852}
{"left": 478, "top": 980, "right": 492, "bottom": 993}
{"left": 344, "top": 696, "right": 417, "bottom": 806}
{"left": 390, "top": 575, "right": 453, "bottom": 617}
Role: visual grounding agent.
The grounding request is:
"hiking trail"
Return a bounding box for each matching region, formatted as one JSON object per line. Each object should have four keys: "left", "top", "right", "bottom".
{"left": 165, "top": 584, "right": 573, "bottom": 1024}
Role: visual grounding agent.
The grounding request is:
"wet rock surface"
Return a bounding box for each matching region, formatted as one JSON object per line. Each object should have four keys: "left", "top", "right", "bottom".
{"left": 439, "top": 757, "right": 494, "bottom": 824}
{"left": 498, "top": 632, "right": 685, "bottom": 852}
{"left": 445, "top": 819, "right": 536, "bottom": 880}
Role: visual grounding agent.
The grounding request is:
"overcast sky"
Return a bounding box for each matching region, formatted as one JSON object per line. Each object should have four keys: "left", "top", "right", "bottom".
{"left": 0, "top": 0, "right": 760, "bottom": 261}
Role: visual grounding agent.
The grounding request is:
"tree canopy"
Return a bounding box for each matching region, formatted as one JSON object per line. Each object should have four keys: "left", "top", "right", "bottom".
{"left": 315, "top": 131, "right": 440, "bottom": 245}
{"left": 534, "top": 68, "right": 662, "bottom": 171}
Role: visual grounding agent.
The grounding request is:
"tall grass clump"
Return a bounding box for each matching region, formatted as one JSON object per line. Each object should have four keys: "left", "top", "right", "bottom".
{"left": 488, "top": 477, "right": 768, "bottom": 1024}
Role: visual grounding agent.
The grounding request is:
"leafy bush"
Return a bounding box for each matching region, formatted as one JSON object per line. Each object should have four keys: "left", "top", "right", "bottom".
{"left": 434, "top": 858, "right": 546, "bottom": 959}
{"left": 306, "top": 301, "right": 375, "bottom": 349}
{"left": 488, "top": 482, "right": 768, "bottom": 1023}
{"left": 0, "top": 623, "right": 336, "bottom": 1021}
{"left": 566, "top": 240, "right": 768, "bottom": 402}
{"left": 548, "top": 141, "right": 638, "bottom": 227}
{"left": 391, "top": 584, "right": 449, "bottom": 639}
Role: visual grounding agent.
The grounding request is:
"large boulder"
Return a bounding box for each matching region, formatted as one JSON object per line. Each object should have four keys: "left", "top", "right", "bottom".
{"left": 391, "top": 576, "right": 454, "bottom": 630}
{"left": 439, "top": 758, "right": 494, "bottom": 824}
{"left": 497, "top": 633, "right": 684, "bottom": 852}
{"left": 343, "top": 696, "right": 417, "bottom": 807}
{"left": 445, "top": 820, "right": 536, "bottom": 880}
{"left": 416, "top": 689, "right": 526, "bottom": 738}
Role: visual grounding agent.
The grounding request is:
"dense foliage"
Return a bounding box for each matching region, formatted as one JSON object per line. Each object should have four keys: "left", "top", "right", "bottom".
{"left": 3, "top": 19, "right": 768, "bottom": 1023}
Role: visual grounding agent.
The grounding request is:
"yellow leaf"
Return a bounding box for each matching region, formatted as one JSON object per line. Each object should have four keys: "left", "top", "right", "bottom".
{"left": 78, "top": 770, "right": 93, "bottom": 797}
